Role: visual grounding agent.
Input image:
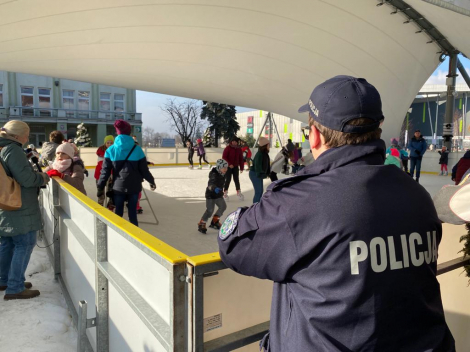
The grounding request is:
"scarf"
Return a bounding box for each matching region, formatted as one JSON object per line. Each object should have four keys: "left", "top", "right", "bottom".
{"left": 52, "top": 158, "right": 72, "bottom": 173}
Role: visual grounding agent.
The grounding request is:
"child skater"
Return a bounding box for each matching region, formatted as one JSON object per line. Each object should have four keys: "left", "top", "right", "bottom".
{"left": 438, "top": 146, "right": 449, "bottom": 176}
{"left": 95, "top": 135, "right": 115, "bottom": 209}
{"left": 186, "top": 139, "right": 195, "bottom": 169}
{"left": 196, "top": 138, "right": 211, "bottom": 169}
{"left": 197, "top": 159, "right": 228, "bottom": 234}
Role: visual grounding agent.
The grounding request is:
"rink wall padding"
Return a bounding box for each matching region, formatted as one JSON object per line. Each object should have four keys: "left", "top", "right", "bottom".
{"left": 40, "top": 178, "right": 187, "bottom": 352}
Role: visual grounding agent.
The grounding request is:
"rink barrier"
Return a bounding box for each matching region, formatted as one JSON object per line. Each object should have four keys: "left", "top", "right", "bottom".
{"left": 40, "top": 178, "right": 187, "bottom": 352}
{"left": 187, "top": 253, "right": 272, "bottom": 352}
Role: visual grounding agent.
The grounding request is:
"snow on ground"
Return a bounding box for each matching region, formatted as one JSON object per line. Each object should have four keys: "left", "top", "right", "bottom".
{"left": 0, "top": 239, "right": 77, "bottom": 352}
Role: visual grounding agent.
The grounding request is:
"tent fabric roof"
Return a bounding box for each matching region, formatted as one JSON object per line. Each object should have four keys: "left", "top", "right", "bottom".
{"left": 0, "top": 0, "right": 467, "bottom": 141}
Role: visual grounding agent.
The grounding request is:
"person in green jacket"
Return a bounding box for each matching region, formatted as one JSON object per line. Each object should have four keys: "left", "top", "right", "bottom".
{"left": 249, "top": 137, "right": 271, "bottom": 203}
{"left": 0, "top": 120, "right": 50, "bottom": 300}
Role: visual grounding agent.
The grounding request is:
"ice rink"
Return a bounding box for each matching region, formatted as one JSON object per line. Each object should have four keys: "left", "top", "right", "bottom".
{"left": 85, "top": 165, "right": 453, "bottom": 257}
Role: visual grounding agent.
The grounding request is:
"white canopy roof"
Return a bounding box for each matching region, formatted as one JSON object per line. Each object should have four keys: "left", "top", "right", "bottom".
{"left": 0, "top": 0, "right": 469, "bottom": 140}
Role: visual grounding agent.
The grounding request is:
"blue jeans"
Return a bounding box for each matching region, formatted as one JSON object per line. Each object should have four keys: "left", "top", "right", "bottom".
{"left": 410, "top": 157, "right": 422, "bottom": 178}
{"left": 249, "top": 169, "right": 264, "bottom": 203}
{"left": 114, "top": 193, "right": 139, "bottom": 226}
{"left": 0, "top": 231, "right": 37, "bottom": 294}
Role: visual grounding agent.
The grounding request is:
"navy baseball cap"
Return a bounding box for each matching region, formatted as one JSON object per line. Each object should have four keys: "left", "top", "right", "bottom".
{"left": 298, "top": 75, "right": 384, "bottom": 133}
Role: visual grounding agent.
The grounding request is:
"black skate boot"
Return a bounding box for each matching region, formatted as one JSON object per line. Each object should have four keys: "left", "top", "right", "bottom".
{"left": 209, "top": 215, "right": 222, "bottom": 230}
{"left": 198, "top": 220, "right": 207, "bottom": 234}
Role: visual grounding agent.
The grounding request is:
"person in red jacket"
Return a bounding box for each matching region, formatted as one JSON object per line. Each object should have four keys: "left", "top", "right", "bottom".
{"left": 452, "top": 150, "right": 470, "bottom": 185}
{"left": 222, "top": 137, "right": 244, "bottom": 201}
{"left": 240, "top": 140, "right": 252, "bottom": 168}
{"left": 95, "top": 135, "right": 115, "bottom": 209}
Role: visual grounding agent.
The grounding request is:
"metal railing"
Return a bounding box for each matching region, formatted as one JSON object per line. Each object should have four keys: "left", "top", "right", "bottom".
{"left": 9, "top": 106, "right": 142, "bottom": 121}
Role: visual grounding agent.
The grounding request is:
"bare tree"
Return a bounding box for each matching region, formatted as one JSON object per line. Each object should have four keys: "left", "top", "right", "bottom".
{"left": 143, "top": 127, "right": 172, "bottom": 147}
{"left": 162, "top": 99, "right": 202, "bottom": 143}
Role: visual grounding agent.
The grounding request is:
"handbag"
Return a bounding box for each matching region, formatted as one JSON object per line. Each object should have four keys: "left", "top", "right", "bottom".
{"left": 106, "top": 144, "right": 137, "bottom": 199}
{"left": 0, "top": 147, "right": 22, "bottom": 210}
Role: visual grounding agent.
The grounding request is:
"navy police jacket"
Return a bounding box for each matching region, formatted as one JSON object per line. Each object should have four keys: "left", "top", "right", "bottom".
{"left": 218, "top": 140, "right": 454, "bottom": 352}
{"left": 98, "top": 134, "right": 155, "bottom": 194}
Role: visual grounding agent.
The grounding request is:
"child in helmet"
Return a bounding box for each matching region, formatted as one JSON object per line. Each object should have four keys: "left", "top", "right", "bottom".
{"left": 198, "top": 159, "right": 228, "bottom": 234}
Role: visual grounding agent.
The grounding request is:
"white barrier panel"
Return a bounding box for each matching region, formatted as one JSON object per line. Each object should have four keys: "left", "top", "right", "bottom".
{"left": 40, "top": 178, "right": 187, "bottom": 352}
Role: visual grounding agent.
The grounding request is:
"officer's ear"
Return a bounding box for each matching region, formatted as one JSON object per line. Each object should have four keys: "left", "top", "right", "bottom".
{"left": 309, "top": 124, "right": 323, "bottom": 150}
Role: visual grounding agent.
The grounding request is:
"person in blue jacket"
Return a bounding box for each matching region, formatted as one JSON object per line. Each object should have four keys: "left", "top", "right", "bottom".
{"left": 218, "top": 76, "right": 454, "bottom": 352}
{"left": 98, "top": 120, "right": 156, "bottom": 226}
{"left": 407, "top": 130, "right": 427, "bottom": 183}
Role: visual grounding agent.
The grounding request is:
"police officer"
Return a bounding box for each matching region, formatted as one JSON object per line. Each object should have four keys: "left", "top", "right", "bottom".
{"left": 217, "top": 76, "right": 454, "bottom": 352}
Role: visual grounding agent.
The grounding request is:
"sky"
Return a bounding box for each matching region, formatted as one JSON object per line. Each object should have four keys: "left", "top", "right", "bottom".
{"left": 137, "top": 55, "right": 470, "bottom": 135}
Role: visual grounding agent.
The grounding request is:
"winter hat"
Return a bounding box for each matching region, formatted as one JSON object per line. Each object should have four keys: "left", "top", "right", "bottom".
{"left": 56, "top": 142, "right": 75, "bottom": 159}
{"left": 215, "top": 159, "right": 228, "bottom": 174}
{"left": 390, "top": 148, "right": 400, "bottom": 158}
{"left": 70, "top": 142, "right": 79, "bottom": 156}
{"left": 390, "top": 138, "right": 398, "bottom": 146}
{"left": 197, "top": 138, "right": 202, "bottom": 144}
{"left": 258, "top": 137, "right": 269, "bottom": 147}
{"left": 114, "top": 119, "right": 132, "bottom": 135}
{"left": 104, "top": 135, "right": 114, "bottom": 144}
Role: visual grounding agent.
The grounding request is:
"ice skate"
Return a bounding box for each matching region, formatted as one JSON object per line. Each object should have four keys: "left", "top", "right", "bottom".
{"left": 137, "top": 208, "right": 143, "bottom": 214}
{"left": 209, "top": 215, "right": 222, "bottom": 230}
{"left": 207, "top": 163, "right": 211, "bottom": 169}
{"left": 445, "top": 171, "right": 448, "bottom": 176}
{"left": 237, "top": 190, "right": 244, "bottom": 201}
{"left": 198, "top": 220, "right": 207, "bottom": 234}
{"left": 223, "top": 190, "right": 229, "bottom": 201}
{"left": 439, "top": 171, "right": 443, "bottom": 176}
{"left": 198, "top": 165, "right": 203, "bottom": 170}
{"left": 189, "top": 165, "right": 194, "bottom": 169}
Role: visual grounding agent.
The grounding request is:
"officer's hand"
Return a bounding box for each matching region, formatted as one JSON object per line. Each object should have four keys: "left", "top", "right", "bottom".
{"left": 39, "top": 172, "right": 50, "bottom": 186}
{"left": 150, "top": 184, "right": 157, "bottom": 191}
{"left": 214, "top": 187, "right": 222, "bottom": 194}
{"left": 97, "top": 188, "right": 104, "bottom": 198}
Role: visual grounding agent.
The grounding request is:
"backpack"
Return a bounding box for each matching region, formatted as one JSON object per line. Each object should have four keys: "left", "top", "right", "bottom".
{"left": 0, "top": 147, "right": 22, "bottom": 210}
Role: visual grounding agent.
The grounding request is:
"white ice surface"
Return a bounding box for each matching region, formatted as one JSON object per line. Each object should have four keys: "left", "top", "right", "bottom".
{"left": 0, "top": 240, "right": 77, "bottom": 352}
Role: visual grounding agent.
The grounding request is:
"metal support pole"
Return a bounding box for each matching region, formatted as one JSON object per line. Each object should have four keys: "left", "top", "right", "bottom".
{"left": 170, "top": 264, "right": 186, "bottom": 351}
{"left": 443, "top": 54, "right": 458, "bottom": 151}
{"left": 52, "top": 180, "right": 61, "bottom": 278}
{"left": 77, "top": 300, "right": 96, "bottom": 352}
{"left": 192, "top": 272, "right": 204, "bottom": 352}
{"left": 435, "top": 96, "right": 439, "bottom": 146}
{"left": 94, "top": 218, "right": 109, "bottom": 352}
{"left": 254, "top": 113, "right": 269, "bottom": 147}
{"left": 426, "top": 94, "right": 434, "bottom": 137}
{"left": 457, "top": 58, "right": 470, "bottom": 90}
{"left": 269, "top": 113, "right": 284, "bottom": 148}
{"left": 464, "top": 93, "right": 468, "bottom": 140}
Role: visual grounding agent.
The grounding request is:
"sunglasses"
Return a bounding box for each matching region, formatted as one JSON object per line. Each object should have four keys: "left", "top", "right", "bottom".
{"left": 301, "top": 126, "right": 310, "bottom": 140}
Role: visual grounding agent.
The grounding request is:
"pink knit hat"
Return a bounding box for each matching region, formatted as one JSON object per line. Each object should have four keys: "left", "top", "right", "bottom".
{"left": 56, "top": 142, "right": 75, "bottom": 159}
{"left": 114, "top": 119, "right": 132, "bottom": 135}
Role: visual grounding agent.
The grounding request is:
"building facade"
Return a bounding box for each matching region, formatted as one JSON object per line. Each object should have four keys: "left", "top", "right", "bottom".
{"left": 236, "top": 110, "right": 306, "bottom": 147}
{"left": 0, "top": 71, "right": 142, "bottom": 147}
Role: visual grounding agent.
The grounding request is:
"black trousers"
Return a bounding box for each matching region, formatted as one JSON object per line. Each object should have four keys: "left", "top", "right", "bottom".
{"left": 269, "top": 171, "right": 278, "bottom": 182}
{"left": 199, "top": 154, "right": 209, "bottom": 165}
{"left": 188, "top": 152, "right": 194, "bottom": 166}
{"left": 224, "top": 166, "right": 241, "bottom": 191}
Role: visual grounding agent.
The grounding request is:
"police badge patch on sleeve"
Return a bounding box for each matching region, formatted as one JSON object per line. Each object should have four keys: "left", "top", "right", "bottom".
{"left": 219, "top": 208, "right": 242, "bottom": 241}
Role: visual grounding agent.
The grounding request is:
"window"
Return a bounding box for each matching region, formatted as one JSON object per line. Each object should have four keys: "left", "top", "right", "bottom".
{"left": 0, "top": 85, "right": 3, "bottom": 107}
{"left": 21, "top": 86, "right": 34, "bottom": 116}
{"left": 62, "top": 90, "right": 75, "bottom": 117}
{"left": 114, "top": 93, "right": 124, "bottom": 118}
{"left": 38, "top": 88, "right": 51, "bottom": 117}
{"left": 100, "top": 92, "right": 111, "bottom": 118}
{"left": 78, "top": 91, "right": 90, "bottom": 118}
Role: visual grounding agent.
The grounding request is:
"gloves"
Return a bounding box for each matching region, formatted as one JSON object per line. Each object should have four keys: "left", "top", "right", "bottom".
{"left": 150, "top": 184, "right": 157, "bottom": 191}
{"left": 97, "top": 188, "right": 104, "bottom": 198}
{"left": 214, "top": 187, "right": 222, "bottom": 194}
{"left": 39, "top": 172, "right": 50, "bottom": 186}
{"left": 47, "top": 169, "right": 64, "bottom": 179}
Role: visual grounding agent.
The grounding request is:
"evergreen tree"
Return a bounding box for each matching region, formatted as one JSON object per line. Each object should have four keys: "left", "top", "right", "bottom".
{"left": 200, "top": 102, "right": 239, "bottom": 147}
{"left": 74, "top": 123, "right": 92, "bottom": 147}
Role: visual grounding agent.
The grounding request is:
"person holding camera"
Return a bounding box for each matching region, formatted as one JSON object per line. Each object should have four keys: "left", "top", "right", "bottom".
{"left": 0, "top": 121, "right": 50, "bottom": 300}
{"left": 408, "top": 130, "right": 427, "bottom": 183}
